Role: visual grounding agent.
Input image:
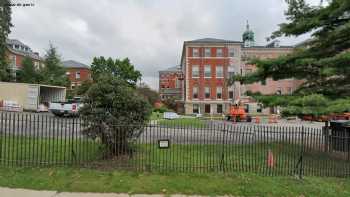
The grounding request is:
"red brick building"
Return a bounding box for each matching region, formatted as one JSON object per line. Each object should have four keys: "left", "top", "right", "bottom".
{"left": 5, "top": 39, "right": 44, "bottom": 79}
{"left": 62, "top": 60, "right": 91, "bottom": 90}
{"left": 159, "top": 66, "right": 182, "bottom": 100}
{"left": 179, "top": 24, "right": 304, "bottom": 115}
{"left": 180, "top": 38, "right": 242, "bottom": 114}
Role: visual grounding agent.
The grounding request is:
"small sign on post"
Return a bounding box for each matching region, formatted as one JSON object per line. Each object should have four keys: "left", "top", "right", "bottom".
{"left": 158, "top": 139, "right": 170, "bottom": 149}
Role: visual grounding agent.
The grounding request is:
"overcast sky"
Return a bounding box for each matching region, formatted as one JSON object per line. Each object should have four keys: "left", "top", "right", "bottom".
{"left": 9, "top": 0, "right": 320, "bottom": 90}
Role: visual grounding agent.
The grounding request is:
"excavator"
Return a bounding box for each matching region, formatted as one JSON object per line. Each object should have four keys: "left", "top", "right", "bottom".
{"left": 225, "top": 102, "right": 252, "bottom": 122}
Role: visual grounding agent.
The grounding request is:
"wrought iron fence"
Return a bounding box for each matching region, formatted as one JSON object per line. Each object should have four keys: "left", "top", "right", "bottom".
{"left": 0, "top": 112, "right": 349, "bottom": 177}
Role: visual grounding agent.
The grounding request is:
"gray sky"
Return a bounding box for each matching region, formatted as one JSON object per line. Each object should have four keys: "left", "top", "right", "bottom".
{"left": 9, "top": 0, "right": 320, "bottom": 90}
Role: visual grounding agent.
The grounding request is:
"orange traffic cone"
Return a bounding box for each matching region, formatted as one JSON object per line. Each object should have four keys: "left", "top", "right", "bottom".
{"left": 267, "top": 149, "right": 275, "bottom": 168}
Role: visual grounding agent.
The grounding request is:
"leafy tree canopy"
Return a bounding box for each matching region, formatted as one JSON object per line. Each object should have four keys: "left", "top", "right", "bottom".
{"left": 80, "top": 74, "right": 152, "bottom": 156}
{"left": 91, "top": 57, "right": 141, "bottom": 87}
{"left": 80, "top": 57, "right": 151, "bottom": 157}
{"left": 136, "top": 83, "right": 160, "bottom": 106}
{"left": 0, "top": 0, "right": 13, "bottom": 81}
{"left": 237, "top": 0, "right": 350, "bottom": 97}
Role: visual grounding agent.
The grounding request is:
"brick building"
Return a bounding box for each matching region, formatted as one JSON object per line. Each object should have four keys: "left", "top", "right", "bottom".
{"left": 159, "top": 66, "right": 182, "bottom": 100}
{"left": 5, "top": 39, "right": 44, "bottom": 79}
{"left": 62, "top": 60, "right": 91, "bottom": 90}
{"left": 180, "top": 38, "right": 242, "bottom": 115}
{"left": 242, "top": 41, "right": 304, "bottom": 95}
{"left": 179, "top": 23, "right": 304, "bottom": 115}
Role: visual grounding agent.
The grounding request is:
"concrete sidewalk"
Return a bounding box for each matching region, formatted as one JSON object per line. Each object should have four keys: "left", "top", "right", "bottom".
{"left": 0, "top": 187, "right": 231, "bottom": 197}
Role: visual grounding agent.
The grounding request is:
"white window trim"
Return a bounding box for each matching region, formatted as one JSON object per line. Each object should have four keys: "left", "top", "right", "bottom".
{"left": 192, "top": 48, "right": 200, "bottom": 57}
{"left": 216, "top": 66, "right": 224, "bottom": 78}
{"left": 216, "top": 48, "right": 223, "bottom": 57}
{"left": 204, "top": 48, "right": 211, "bottom": 57}
{"left": 192, "top": 65, "right": 200, "bottom": 78}
{"left": 204, "top": 65, "right": 211, "bottom": 78}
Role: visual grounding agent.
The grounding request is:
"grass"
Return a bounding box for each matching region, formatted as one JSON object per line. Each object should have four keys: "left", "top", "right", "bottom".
{"left": 0, "top": 136, "right": 101, "bottom": 166}
{"left": 150, "top": 112, "right": 163, "bottom": 120}
{"left": 133, "top": 143, "right": 350, "bottom": 176}
{"left": 1, "top": 135, "right": 350, "bottom": 177}
{"left": 158, "top": 118, "right": 206, "bottom": 128}
{"left": 0, "top": 167, "right": 349, "bottom": 196}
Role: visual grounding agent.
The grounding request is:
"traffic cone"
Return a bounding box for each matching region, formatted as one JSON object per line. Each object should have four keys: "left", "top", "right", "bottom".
{"left": 267, "top": 149, "right": 275, "bottom": 168}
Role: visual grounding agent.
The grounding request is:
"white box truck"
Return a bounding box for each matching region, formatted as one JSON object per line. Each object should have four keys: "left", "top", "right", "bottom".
{"left": 0, "top": 82, "right": 66, "bottom": 112}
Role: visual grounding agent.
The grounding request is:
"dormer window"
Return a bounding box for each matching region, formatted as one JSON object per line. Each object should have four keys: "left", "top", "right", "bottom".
{"left": 15, "top": 45, "right": 19, "bottom": 49}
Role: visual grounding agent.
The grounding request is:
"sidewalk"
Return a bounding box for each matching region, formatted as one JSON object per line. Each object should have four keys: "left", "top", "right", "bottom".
{"left": 0, "top": 187, "right": 231, "bottom": 197}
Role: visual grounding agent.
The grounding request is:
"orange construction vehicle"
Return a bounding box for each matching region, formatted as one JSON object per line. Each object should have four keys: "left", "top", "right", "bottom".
{"left": 226, "top": 104, "right": 252, "bottom": 122}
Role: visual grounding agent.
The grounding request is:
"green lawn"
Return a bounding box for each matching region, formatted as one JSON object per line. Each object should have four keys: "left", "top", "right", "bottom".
{"left": 1, "top": 135, "right": 350, "bottom": 177}
{"left": 0, "top": 167, "right": 349, "bottom": 196}
{"left": 0, "top": 136, "right": 102, "bottom": 166}
{"left": 132, "top": 143, "right": 350, "bottom": 176}
{"left": 158, "top": 118, "right": 206, "bottom": 128}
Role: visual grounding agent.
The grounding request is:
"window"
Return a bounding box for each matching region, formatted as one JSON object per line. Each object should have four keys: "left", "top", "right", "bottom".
{"left": 276, "top": 87, "right": 282, "bottom": 95}
{"left": 216, "top": 48, "right": 223, "bottom": 57}
{"left": 193, "top": 86, "right": 198, "bottom": 99}
{"left": 75, "top": 71, "right": 81, "bottom": 79}
{"left": 192, "top": 65, "right": 199, "bottom": 78}
{"left": 193, "top": 48, "right": 199, "bottom": 57}
{"left": 287, "top": 87, "right": 293, "bottom": 94}
{"left": 228, "top": 67, "right": 235, "bottom": 78}
{"left": 217, "top": 104, "right": 223, "bottom": 113}
{"left": 204, "top": 65, "right": 211, "bottom": 78}
{"left": 216, "top": 65, "right": 223, "bottom": 78}
{"left": 257, "top": 104, "right": 263, "bottom": 113}
{"left": 216, "top": 87, "right": 222, "bottom": 99}
{"left": 246, "top": 69, "right": 253, "bottom": 74}
{"left": 204, "top": 48, "right": 211, "bottom": 57}
{"left": 193, "top": 104, "right": 199, "bottom": 114}
{"left": 229, "top": 91, "right": 234, "bottom": 99}
{"left": 205, "top": 104, "right": 211, "bottom": 114}
{"left": 205, "top": 87, "right": 210, "bottom": 99}
{"left": 229, "top": 48, "right": 235, "bottom": 57}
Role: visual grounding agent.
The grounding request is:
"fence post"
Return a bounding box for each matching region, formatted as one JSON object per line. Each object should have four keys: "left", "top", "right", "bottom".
{"left": 299, "top": 126, "right": 305, "bottom": 179}
{"left": 219, "top": 123, "right": 226, "bottom": 172}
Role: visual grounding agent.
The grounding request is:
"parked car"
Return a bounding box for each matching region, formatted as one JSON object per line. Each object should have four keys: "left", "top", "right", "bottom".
{"left": 49, "top": 97, "right": 83, "bottom": 117}
{"left": 163, "top": 112, "right": 180, "bottom": 119}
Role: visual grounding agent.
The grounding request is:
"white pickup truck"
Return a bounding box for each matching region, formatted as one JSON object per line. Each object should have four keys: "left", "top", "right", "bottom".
{"left": 49, "top": 98, "right": 83, "bottom": 117}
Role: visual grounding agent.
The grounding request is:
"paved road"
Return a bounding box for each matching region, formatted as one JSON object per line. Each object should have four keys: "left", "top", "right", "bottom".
{"left": 0, "top": 112, "right": 325, "bottom": 145}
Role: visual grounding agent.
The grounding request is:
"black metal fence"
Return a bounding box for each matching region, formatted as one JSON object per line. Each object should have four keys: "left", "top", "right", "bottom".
{"left": 0, "top": 112, "right": 349, "bottom": 177}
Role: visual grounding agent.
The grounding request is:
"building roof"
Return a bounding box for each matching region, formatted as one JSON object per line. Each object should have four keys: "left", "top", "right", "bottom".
{"left": 6, "top": 39, "right": 43, "bottom": 61}
{"left": 159, "top": 65, "right": 181, "bottom": 73}
{"left": 185, "top": 38, "right": 242, "bottom": 44}
{"left": 161, "top": 65, "right": 180, "bottom": 71}
{"left": 62, "top": 60, "right": 90, "bottom": 69}
{"left": 242, "top": 45, "right": 294, "bottom": 49}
